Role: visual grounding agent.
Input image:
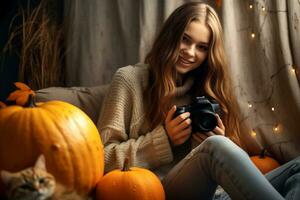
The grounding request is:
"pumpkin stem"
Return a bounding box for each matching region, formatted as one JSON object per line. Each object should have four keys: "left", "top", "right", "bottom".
{"left": 259, "top": 148, "right": 266, "bottom": 158}
{"left": 25, "top": 94, "right": 37, "bottom": 108}
{"left": 122, "top": 158, "right": 131, "bottom": 171}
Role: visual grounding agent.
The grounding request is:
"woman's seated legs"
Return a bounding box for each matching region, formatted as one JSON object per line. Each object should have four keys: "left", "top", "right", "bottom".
{"left": 162, "top": 135, "right": 284, "bottom": 200}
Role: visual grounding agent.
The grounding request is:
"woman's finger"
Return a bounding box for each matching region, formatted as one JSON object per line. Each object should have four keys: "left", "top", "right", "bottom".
{"left": 193, "top": 132, "right": 208, "bottom": 142}
{"left": 166, "top": 105, "right": 177, "bottom": 123}
{"left": 174, "top": 118, "right": 192, "bottom": 132}
{"left": 173, "top": 127, "right": 192, "bottom": 141}
{"left": 205, "top": 131, "right": 215, "bottom": 137}
{"left": 192, "top": 134, "right": 205, "bottom": 143}
{"left": 213, "top": 126, "right": 225, "bottom": 136}
{"left": 172, "top": 112, "right": 190, "bottom": 127}
{"left": 173, "top": 127, "right": 192, "bottom": 145}
{"left": 216, "top": 114, "right": 225, "bottom": 131}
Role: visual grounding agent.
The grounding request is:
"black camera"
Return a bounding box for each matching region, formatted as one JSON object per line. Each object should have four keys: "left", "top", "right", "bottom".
{"left": 174, "top": 96, "right": 221, "bottom": 132}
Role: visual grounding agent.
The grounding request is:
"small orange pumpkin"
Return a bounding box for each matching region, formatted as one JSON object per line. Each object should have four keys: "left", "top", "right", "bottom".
{"left": 0, "top": 88, "right": 104, "bottom": 195}
{"left": 96, "top": 158, "right": 165, "bottom": 200}
{"left": 250, "top": 149, "right": 280, "bottom": 174}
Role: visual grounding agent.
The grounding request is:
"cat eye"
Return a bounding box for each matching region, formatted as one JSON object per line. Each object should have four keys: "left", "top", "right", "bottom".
{"left": 39, "top": 178, "right": 45, "bottom": 184}
{"left": 20, "top": 184, "right": 35, "bottom": 191}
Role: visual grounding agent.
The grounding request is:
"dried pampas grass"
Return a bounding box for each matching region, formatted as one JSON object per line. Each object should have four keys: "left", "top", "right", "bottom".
{"left": 4, "top": 0, "right": 65, "bottom": 90}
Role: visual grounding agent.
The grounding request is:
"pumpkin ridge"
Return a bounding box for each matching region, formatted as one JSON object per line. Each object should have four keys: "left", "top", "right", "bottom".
{"left": 71, "top": 102, "right": 104, "bottom": 192}
{"left": 41, "top": 104, "right": 76, "bottom": 188}
{"left": 142, "top": 170, "right": 162, "bottom": 199}
{"left": 74, "top": 115, "right": 96, "bottom": 192}
{"left": 1, "top": 108, "right": 32, "bottom": 170}
{"left": 42, "top": 102, "right": 100, "bottom": 192}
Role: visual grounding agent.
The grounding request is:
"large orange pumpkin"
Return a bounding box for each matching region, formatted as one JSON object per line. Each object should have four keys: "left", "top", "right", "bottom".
{"left": 250, "top": 149, "right": 280, "bottom": 174}
{"left": 96, "top": 159, "right": 165, "bottom": 200}
{"left": 0, "top": 95, "right": 104, "bottom": 195}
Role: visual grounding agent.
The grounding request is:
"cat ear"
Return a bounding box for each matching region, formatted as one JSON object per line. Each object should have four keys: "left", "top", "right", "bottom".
{"left": 34, "top": 154, "right": 47, "bottom": 171}
{"left": 1, "top": 170, "right": 14, "bottom": 186}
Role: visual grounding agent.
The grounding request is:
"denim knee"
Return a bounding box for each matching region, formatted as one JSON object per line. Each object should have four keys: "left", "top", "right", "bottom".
{"left": 204, "top": 135, "right": 232, "bottom": 147}
{"left": 200, "top": 135, "right": 248, "bottom": 159}
{"left": 204, "top": 136, "right": 238, "bottom": 151}
{"left": 284, "top": 173, "right": 300, "bottom": 194}
{"left": 287, "top": 173, "right": 300, "bottom": 184}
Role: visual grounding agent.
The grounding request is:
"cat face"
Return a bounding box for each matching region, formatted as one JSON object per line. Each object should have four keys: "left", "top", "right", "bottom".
{"left": 1, "top": 155, "right": 56, "bottom": 200}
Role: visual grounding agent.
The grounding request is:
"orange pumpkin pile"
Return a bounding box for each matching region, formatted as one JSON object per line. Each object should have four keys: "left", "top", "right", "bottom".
{"left": 0, "top": 83, "right": 104, "bottom": 195}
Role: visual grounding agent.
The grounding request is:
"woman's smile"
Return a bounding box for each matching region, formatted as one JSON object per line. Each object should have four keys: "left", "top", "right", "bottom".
{"left": 178, "top": 56, "right": 195, "bottom": 66}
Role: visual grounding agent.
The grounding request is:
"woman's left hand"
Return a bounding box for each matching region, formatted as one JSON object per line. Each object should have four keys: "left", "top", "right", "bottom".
{"left": 192, "top": 114, "right": 225, "bottom": 144}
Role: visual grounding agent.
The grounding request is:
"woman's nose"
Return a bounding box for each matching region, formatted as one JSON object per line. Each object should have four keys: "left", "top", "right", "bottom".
{"left": 184, "top": 45, "right": 196, "bottom": 57}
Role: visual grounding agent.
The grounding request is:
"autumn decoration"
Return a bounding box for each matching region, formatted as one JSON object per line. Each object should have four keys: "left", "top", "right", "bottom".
{"left": 250, "top": 149, "right": 280, "bottom": 174}
{"left": 0, "top": 83, "right": 104, "bottom": 195}
{"left": 95, "top": 158, "right": 165, "bottom": 200}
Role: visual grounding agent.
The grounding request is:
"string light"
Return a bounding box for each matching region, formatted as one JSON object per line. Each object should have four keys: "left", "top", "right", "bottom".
{"left": 243, "top": 0, "right": 292, "bottom": 146}
{"left": 273, "top": 124, "right": 282, "bottom": 134}
{"left": 251, "top": 130, "right": 257, "bottom": 138}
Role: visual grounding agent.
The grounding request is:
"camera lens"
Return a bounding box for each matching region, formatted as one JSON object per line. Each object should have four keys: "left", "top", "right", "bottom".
{"left": 193, "top": 112, "right": 217, "bottom": 132}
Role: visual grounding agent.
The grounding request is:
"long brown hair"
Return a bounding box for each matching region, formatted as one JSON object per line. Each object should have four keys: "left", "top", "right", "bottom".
{"left": 145, "top": 2, "right": 242, "bottom": 145}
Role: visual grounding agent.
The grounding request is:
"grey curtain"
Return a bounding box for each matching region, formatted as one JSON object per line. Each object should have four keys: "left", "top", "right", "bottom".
{"left": 63, "top": 0, "right": 199, "bottom": 86}
{"left": 222, "top": 0, "right": 300, "bottom": 162}
{"left": 63, "top": 0, "right": 300, "bottom": 162}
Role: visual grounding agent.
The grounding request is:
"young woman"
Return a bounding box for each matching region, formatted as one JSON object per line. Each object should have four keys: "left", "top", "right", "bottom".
{"left": 97, "top": 2, "right": 300, "bottom": 200}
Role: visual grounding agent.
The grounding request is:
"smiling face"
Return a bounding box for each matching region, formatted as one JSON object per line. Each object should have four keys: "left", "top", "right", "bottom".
{"left": 175, "top": 20, "right": 211, "bottom": 75}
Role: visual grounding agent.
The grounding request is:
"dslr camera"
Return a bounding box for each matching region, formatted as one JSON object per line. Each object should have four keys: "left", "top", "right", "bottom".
{"left": 174, "top": 96, "right": 221, "bottom": 132}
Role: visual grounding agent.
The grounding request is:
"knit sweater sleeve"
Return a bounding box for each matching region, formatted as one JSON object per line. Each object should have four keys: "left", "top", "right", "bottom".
{"left": 97, "top": 66, "right": 173, "bottom": 173}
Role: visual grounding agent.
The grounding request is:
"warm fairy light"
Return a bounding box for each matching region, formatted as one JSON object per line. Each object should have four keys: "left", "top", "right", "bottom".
{"left": 292, "top": 68, "right": 296, "bottom": 73}
{"left": 248, "top": 103, "right": 253, "bottom": 108}
{"left": 273, "top": 124, "right": 281, "bottom": 133}
{"left": 251, "top": 33, "right": 255, "bottom": 38}
{"left": 271, "top": 107, "right": 275, "bottom": 111}
{"left": 251, "top": 130, "right": 257, "bottom": 137}
{"left": 249, "top": 4, "right": 253, "bottom": 9}
{"left": 262, "top": 6, "right": 266, "bottom": 11}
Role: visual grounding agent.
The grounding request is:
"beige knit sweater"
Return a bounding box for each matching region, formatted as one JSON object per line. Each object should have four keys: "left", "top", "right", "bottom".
{"left": 97, "top": 63, "right": 194, "bottom": 176}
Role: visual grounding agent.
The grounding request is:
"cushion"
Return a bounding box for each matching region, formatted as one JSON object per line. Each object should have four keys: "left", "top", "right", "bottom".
{"left": 36, "top": 85, "right": 109, "bottom": 124}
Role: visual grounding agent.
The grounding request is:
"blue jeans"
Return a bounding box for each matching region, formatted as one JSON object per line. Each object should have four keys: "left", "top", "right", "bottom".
{"left": 162, "top": 135, "right": 300, "bottom": 200}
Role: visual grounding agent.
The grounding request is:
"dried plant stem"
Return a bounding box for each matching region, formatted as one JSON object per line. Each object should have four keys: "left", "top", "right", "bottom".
{"left": 4, "top": 0, "right": 64, "bottom": 90}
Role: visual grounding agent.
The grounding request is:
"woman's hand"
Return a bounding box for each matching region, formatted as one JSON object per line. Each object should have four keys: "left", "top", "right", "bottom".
{"left": 192, "top": 114, "right": 225, "bottom": 145}
{"left": 165, "top": 105, "right": 192, "bottom": 146}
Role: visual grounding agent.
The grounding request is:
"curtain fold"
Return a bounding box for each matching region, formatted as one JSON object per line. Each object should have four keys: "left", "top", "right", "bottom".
{"left": 222, "top": 0, "right": 300, "bottom": 162}
{"left": 287, "top": 0, "right": 300, "bottom": 83}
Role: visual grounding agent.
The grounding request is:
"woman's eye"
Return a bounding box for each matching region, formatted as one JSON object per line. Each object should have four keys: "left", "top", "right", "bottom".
{"left": 197, "top": 45, "right": 208, "bottom": 51}
{"left": 182, "top": 36, "right": 189, "bottom": 44}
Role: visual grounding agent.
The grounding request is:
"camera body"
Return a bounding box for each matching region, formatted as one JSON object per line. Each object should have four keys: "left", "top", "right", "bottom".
{"left": 174, "top": 96, "right": 221, "bottom": 132}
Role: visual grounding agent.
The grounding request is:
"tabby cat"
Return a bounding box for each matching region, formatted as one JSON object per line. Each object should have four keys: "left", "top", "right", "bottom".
{"left": 1, "top": 155, "right": 90, "bottom": 200}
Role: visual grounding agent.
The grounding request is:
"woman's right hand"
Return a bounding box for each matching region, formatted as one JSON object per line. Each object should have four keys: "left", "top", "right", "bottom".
{"left": 165, "top": 105, "right": 192, "bottom": 146}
